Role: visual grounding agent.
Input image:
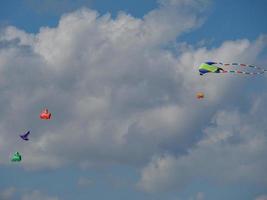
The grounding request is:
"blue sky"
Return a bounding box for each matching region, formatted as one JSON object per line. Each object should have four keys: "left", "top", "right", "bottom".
{"left": 0, "top": 0, "right": 157, "bottom": 32}
{"left": 0, "top": 1, "right": 267, "bottom": 200}
{"left": 1, "top": 0, "right": 266, "bottom": 43}
{"left": 179, "top": 0, "right": 267, "bottom": 46}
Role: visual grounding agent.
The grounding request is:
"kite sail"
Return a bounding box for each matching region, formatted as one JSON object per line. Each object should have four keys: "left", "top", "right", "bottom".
{"left": 40, "top": 108, "right": 52, "bottom": 120}
{"left": 20, "top": 131, "right": 30, "bottom": 141}
{"left": 11, "top": 152, "right": 22, "bottom": 162}
{"left": 198, "top": 62, "right": 267, "bottom": 75}
{"left": 196, "top": 92, "right": 204, "bottom": 99}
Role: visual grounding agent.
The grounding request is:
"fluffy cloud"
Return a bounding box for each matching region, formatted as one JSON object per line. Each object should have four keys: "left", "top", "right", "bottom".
{"left": 0, "top": 188, "right": 58, "bottom": 200}
{"left": 0, "top": 187, "right": 16, "bottom": 200}
{"left": 0, "top": 0, "right": 266, "bottom": 195}
{"left": 256, "top": 195, "right": 267, "bottom": 200}
{"left": 0, "top": 0, "right": 216, "bottom": 170}
{"left": 138, "top": 101, "right": 267, "bottom": 192}
{"left": 190, "top": 192, "right": 205, "bottom": 200}
{"left": 21, "top": 190, "right": 59, "bottom": 200}
{"left": 78, "top": 177, "right": 94, "bottom": 187}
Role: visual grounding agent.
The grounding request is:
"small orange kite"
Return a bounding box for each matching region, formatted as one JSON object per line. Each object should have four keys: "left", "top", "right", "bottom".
{"left": 196, "top": 92, "right": 204, "bottom": 99}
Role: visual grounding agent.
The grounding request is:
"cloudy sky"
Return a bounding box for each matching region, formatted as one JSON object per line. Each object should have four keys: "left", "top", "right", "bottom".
{"left": 0, "top": 0, "right": 267, "bottom": 199}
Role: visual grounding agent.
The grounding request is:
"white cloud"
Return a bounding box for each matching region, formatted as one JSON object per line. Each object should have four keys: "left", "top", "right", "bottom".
{"left": 138, "top": 104, "right": 267, "bottom": 192}
{"left": 78, "top": 177, "right": 94, "bottom": 187}
{"left": 21, "top": 190, "right": 59, "bottom": 200}
{"left": 0, "top": 188, "right": 58, "bottom": 200}
{"left": 256, "top": 195, "right": 267, "bottom": 200}
{"left": 0, "top": 187, "right": 16, "bottom": 200}
{"left": 189, "top": 192, "right": 205, "bottom": 200}
{"left": 195, "top": 192, "right": 205, "bottom": 200}
{"left": 0, "top": 0, "right": 219, "bottom": 170}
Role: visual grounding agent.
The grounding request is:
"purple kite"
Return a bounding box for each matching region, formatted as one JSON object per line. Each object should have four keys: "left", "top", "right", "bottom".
{"left": 20, "top": 131, "right": 30, "bottom": 141}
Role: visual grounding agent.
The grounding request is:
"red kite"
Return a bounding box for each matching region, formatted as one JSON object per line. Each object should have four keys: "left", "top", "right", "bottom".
{"left": 40, "top": 108, "right": 52, "bottom": 120}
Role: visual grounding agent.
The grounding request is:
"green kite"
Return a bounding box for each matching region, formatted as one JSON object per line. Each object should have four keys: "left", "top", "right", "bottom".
{"left": 11, "top": 152, "right": 22, "bottom": 162}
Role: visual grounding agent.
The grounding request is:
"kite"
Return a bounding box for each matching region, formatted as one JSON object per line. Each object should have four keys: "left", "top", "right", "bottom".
{"left": 198, "top": 62, "right": 267, "bottom": 75}
{"left": 40, "top": 108, "right": 52, "bottom": 120}
{"left": 196, "top": 92, "right": 204, "bottom": 99}
{"left": 20, "top": 131, "right": 30, "bottom": 141}
{"left": 11, "top": 152, "right": 22, "bottom": 162}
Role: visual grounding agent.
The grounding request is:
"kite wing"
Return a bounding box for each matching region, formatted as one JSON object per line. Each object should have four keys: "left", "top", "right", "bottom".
{"left": 20, "top": 131, "right": 30, "bottom": 140}
{"left": 40, "top": 109, "right": 52, "bottom": 119}
{"left": 24, "top": 131, "right": 30, "bottom": 137}
{"left": 11, "top": 152, "right": 22, "bottom": 162}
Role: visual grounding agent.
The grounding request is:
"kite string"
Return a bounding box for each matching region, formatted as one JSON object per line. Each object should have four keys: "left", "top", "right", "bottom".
{"left": 214, "top": 62, "right": 266, "bottom": 74}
